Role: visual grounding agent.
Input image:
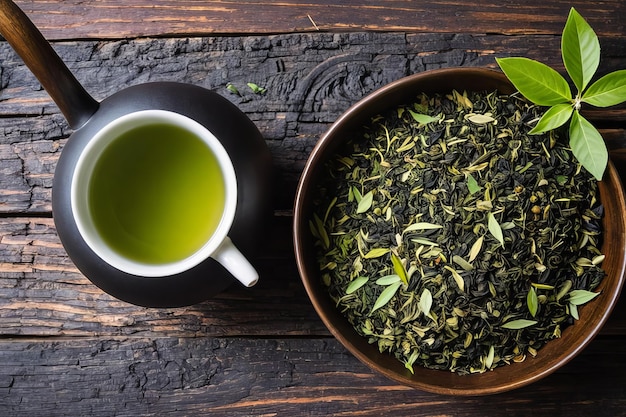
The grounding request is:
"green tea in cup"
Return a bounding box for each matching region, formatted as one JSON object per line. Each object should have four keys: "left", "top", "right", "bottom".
{"left": 71, "top": 110, "right": 258, "bottom": 285}
{"left": 88, "top": 122, "right": 225, "bottom": 264}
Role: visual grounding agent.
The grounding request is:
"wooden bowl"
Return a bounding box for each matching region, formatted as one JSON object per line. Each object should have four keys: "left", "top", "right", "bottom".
{"left": 293, "top": 67, "right": 626, "bottom": 395}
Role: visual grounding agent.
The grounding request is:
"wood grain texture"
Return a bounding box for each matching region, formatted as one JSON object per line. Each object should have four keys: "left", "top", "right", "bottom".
{"left": 1, "top": 26, "right": 626, "bottom": 414}
{"left": 0, "top": 33, "right": 625, "bottom": 213}
{"left": 0, "top": 214, "right": 624, "bottom": 339}
{"left": 1, "top": 336, "right": 625, "bottom": 417}
{"left": 11, "top": 0, "right": 626, "bottom": 40}
{"left": 0, "top": 215, "right": 331, "bottom": 338}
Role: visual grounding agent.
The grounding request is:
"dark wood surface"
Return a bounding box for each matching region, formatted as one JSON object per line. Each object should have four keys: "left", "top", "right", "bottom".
{"left": 1, "top": 1, "right": 625, "bottom": 415}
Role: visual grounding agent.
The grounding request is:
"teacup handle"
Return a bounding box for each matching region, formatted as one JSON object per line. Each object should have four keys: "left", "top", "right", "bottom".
{"left": 211, "top": 237, "right": 259, "bottom": 287}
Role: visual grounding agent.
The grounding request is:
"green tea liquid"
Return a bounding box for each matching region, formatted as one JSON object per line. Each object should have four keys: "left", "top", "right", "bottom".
{"left": 88, "top": 123, "right": 225, "bottom": 265}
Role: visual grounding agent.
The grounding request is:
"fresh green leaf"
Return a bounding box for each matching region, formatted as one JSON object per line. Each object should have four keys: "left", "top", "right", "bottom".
{"left": 568, "top": 289, "right": 601, "bottom": 305}
{"left": 363, "top": 247, "right": 390, "bottom": 259}
{"left": 419, "top": 288, "right": 433, "bottom": 318}
{"left": 356, "top": 190, "right": 374, "bottom": 214}
{"left": 529, "top": 103, "right": 574, "bottom": 134}
{"left": 501, "top": 319, "right": 538, "bottom": 330}
{"left": 346, "top": 276, "right": 369, "bottom": 294}
{"left": 527, "top": 287, "right": 538, "bottom": 317}
{"left": 467, "top": 174, "right": 480, "bottom": 194}
{"left": 582, "top": 70, "right": 626, "bottom": 107}
{"left": 408, "top": 110, "right": 439, "bottom": 125}
{"left": 569, "top": 111, "right": 608, "bottom": 180}
{"left": 496, "top": 57, "right": 572, "bottom": 106}
{"left": 391, "top": 252, "right": 409, "bottom": 286}
{"left": 561, "top": 7, "right": 600, "bottom": 92}
{"left": 569, "top": 302, "right": 580, "bottom": 320}
{"left": 375, "top": 274, "right": 401, "bottom": 286}
{"left": 371, "top": 281, "right": 402, "bottom": 313}
{"left": 487, "top": 212, "right": 505, "bottom": 248}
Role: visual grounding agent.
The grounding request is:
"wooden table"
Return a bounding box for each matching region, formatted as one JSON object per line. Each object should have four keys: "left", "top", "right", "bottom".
{"left": 1, "top": 1, "right": 625, "bottom": 415}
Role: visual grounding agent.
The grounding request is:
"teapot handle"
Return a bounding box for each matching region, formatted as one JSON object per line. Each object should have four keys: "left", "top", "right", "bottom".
{"left": 0, "top": 0, "right": 98, "bottom": 129}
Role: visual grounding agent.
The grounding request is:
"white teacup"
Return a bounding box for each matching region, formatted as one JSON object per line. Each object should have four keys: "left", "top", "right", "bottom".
{"left": 70, "top": 109, "right": 258, "bottom": 286}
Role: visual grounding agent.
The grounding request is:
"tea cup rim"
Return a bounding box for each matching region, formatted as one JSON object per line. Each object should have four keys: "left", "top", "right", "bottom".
{"left": 71, "top": 109, "right": 238, "bottom": 277}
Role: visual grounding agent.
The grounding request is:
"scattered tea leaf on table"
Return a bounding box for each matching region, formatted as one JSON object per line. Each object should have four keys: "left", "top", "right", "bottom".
{"left": 226, "top": 83, "right": 240, "bottom": 95}
{"left": 247, "top": 82, "right": 267, "bottom": 94}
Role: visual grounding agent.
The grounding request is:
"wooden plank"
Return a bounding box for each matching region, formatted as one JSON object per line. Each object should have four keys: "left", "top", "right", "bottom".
{"left": 0, "top": 336, "right": 625, "bottom": 416}
{"left": 1, "top": 33, "right": 625, "bottom": 213}
{"left": 11, "top": 0, "right": 626, "bottom": 40}
{"left": 0, "top": 215, "right": 329, "bottom": 338}
{"left": 0, "top": 32, "right": 625, "bottom": 340}
{"left": 0, "top": 214, "right": 624, "bottom": 338}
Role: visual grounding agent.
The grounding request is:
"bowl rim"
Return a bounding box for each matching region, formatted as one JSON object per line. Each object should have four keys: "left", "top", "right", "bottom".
{"left": 293, "top": 67, "right": 626, "bottom": 396}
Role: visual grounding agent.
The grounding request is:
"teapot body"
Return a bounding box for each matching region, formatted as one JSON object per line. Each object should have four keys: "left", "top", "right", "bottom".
{"left": 52, "top": 83, "right": 272, "bottom": 307}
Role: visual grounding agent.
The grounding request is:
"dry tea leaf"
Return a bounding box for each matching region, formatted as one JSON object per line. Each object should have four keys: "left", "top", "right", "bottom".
{"left": 527, "top": 287, "right": 538, "bottom": 317}
{"left": 488, "top": 212, "right": 505, "bottom": 248}
{"left": 371, "top": 282, "right": 402, "bottom": 313}
{"left": 391, "top": 252, "right": 409, "bottom": 286}
{"left": 346, "top": 276, "right": 369, "bottom": 294}
{"left": 356, "top": 190, "right": 374, "bottom": 214}
{"left": 364, "top": 248, "right": 390, "bottom": 259}
{"left": 419, "top": 288, "right": 433, "bottom": 319}
{"left": 501, "top": 319, "right": 538, "bottom": 330}
{"left": 468, "top": 235, "right": 484, "bottom": 263}
{"left": 444, "top": 265, "right": 465, "bottom": 292}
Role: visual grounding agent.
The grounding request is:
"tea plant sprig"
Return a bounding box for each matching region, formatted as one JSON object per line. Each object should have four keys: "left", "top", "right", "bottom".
{"left": 497, "top": 8, "right": 626, "bottom": 180}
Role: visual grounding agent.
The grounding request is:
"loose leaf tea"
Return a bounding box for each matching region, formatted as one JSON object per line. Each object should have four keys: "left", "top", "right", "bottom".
{"left": 311, "top": 90, "right": 605, "bottom": 375}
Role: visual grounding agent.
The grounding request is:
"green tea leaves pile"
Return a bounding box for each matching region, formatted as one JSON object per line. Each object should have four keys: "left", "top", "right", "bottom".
{"left": 310, "top": 90, "right": 605, "bottom": 375}
{"left": 497, "top": 8, "right": 626, "bottom": 181}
